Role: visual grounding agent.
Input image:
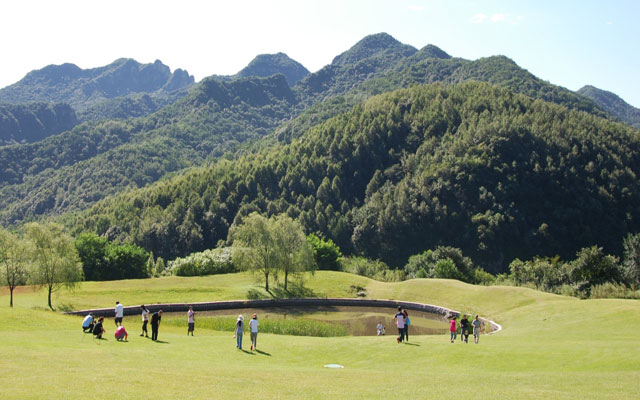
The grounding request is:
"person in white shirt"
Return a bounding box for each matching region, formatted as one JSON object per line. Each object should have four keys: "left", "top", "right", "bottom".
{"left": 249, "top": 314, "right": 259, "bottom": 351}
{"left": 82, "top": 313, "right": 94, "bottom": 333}
{"left": 115, "top": 301, "right": 124, "bottom": 326}
{"left": 187, "top": 306, "right": 195, "bottom": 336}
{"left": 394, "top": 306, "right": 405, "bottom": 343}
{"left": 140, "top": 305, "right": 149, "bottom": 337}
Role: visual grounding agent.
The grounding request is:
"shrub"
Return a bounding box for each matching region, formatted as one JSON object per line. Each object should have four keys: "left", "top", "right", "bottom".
{"left": 169, "top": 247, "right": 235, "bottom": 276}
{"left": 590, "top": 282, "right": 640, "bottom": 299}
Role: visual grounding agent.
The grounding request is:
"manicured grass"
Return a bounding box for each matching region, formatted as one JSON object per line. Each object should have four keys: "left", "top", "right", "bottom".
{"left": 0, "top": 271, "right": 638, "bottom": 399}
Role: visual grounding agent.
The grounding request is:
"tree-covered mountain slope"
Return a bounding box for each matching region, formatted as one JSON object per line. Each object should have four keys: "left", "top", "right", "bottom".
{"left": 0, "top": 102, "right": 78, "bottom": 145}
{"left": 578, "top": 85, "right": 640, "bottom": 129}
{"left": 0, "top": 59, "right": 194, "bottom": 118}
{"left": 0, "top": 74, "right": 297, "bottom": 224}
{"left": 72, "top": 82, "right": 640, "bottom": 272}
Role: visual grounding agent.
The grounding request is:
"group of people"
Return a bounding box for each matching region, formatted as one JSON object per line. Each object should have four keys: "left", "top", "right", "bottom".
{"left": 449, "top": 314, "right": 483, "bottom": 344}
{"left": 233, "top": 313, "right": 260, "bottom": 351}
{"left": 81, "top": 302, "right": 164, "bottom": 341}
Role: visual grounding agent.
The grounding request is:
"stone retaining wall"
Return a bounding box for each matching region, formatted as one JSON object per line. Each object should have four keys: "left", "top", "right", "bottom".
{"left": 66, "top": 298, "right": 501, "bottom": 333}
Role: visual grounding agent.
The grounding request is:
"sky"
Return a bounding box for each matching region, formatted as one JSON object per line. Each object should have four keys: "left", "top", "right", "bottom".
{"left": 1, "top": 0, "right": 639, "bottom": 107}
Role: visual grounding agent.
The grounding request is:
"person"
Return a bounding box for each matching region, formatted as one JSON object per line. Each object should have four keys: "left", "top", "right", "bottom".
{"left": 377, "top": 322, "right": 384, "bottom": 336}
{"left": 472, "top": 315, "right": 482, "bottom": 344}
{"left": 394, "top": 306, "right": 405, "bottom": 343}
{"left": 403, "top": 310, "right": 411, "bottom": 342}
{"left": 82, "top": 313, "right": 94, "bottom": 333}
{"left": 460, "top": 314, "right": 469, "bottom": 343}
{"left": 151, "top": 310, "right": 163, "bottom": 341}
{"left": 115, "top": 325, "right": 128, "bottom": 341}
{"left": 449, "top": 317, "right": 457, "bottom": 343}
{"left": 93, "top": 317, "right": 105, "bottom": 339}
{"left": 114, "top": 301, "right": 124, "bottom": 326}
{"left": 187, "top": 306, "right": 195, "bottom": 336}
{"left": 140, "top": 305, "right": 149, "bottom": 337}
{"left": 249, "top": 313, "right": 259, "bottom": 350}
{"left": 234, "top": 315, "right": 244, "bottom": 350}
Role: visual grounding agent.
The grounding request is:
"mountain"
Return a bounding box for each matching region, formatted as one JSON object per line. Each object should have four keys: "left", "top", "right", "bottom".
{"left": 72, "top": 82, "right": 640, "bottom": 272}
{"left": 0, "top": 59, "right": 195, "bottom": 117}
{"left": 0, "top": 102, "right": 78, "bottom": 145}
{"left": 578, "top": 85, "right": 640, "bottom": 129}
{"left": 236, "top": 53, "right": 310, "bottom": 86}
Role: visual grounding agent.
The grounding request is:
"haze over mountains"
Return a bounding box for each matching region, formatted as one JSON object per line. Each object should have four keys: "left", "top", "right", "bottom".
{"left": 1, "top": 32, "right": 639, "bottom": 273}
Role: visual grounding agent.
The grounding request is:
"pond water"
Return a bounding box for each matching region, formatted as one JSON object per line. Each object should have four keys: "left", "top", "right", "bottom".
{"left": 166, "top": 306, "right": 449, "bottom": 336}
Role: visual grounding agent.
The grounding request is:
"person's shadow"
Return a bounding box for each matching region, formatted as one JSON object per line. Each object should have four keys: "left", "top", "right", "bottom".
{"left": 255, "top": 349, "right": 271, "bottom": 356}
{"left": 153, "top": 340, "right": 170, "bottom": 344}
{"left": 240, "top": 349, "right": 255, "bottom": 355}
{"left": 403, "top": 342, "right": 420, "bottom": 346}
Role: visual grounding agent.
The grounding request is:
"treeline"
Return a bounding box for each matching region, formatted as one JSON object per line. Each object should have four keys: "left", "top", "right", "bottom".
{"left": 72, "top": 82, "right": 640, "bottom": 274}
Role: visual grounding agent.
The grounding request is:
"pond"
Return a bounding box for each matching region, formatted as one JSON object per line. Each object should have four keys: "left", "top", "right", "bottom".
{"left": 164, "top": 306, "right": 449, "bottom": 336}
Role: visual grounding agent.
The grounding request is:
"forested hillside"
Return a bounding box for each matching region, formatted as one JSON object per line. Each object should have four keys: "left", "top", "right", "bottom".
{"left": 0, "top": 102, "right": 78, "bottom": 145}
{"left": 0, "top": 75, "right": 297, "bottom": 224}
{"left": 72, "top": 82, "right": 640, "bottom": 273}
{"left": 578, "top": 85, "right": 640, "bottom": 129}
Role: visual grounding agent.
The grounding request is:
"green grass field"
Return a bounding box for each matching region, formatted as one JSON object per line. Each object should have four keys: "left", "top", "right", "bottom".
{"left": 1, "top": 271, "right": 638, "bottom": 399}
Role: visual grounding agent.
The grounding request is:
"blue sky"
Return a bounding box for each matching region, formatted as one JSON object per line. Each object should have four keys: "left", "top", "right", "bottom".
{"left": 1, "top": 0, "right": 639, "bottom": 107}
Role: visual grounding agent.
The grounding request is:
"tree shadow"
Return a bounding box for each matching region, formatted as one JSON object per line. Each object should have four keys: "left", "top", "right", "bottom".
{"left": 255, "top": 349, "right": 271, "bottom": 356}
{"left": 268, "top": 284, "right": 317, "bottom": 299}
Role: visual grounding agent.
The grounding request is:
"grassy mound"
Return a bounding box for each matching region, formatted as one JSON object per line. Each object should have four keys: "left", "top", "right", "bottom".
{"left": 0, "top": 271, "right": 638, "bottom": 399}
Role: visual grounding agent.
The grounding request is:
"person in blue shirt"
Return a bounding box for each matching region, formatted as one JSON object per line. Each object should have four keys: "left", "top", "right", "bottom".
{"left": 82, "top": 313, "right": 94, "bottom": 333}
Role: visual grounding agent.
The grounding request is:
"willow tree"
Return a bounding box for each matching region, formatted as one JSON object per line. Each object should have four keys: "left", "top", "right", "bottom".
{"left": 0, "top": 228, "right": 30, "bottom": 307}
{"left": 232, "top": 213, "right": 278, "bottom": 291}
{"left": 25, "top": 222, "right": 83, "bottom": 310}
{"left": 273, "top": 215, "right": 315, "bottom": 290}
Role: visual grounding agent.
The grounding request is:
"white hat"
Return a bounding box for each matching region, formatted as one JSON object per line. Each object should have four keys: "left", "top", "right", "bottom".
{"left": 237, "top": 315, "right": 244, "bottom": 321}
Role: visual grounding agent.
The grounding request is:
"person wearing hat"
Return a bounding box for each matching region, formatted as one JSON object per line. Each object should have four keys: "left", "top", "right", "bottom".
{"left": 249, "top": 314, "right": 259, "bottom": 351}
{"left": 234, "top": 315, "right": 244, "bottom": 350}
{"left": 151, "top": 310, "right": 163, "bottom": 341}
{"left": 82, "top": 312, "right": 94, "bottom": 333}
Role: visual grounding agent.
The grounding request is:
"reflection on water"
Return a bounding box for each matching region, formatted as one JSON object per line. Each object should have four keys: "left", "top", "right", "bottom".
{"left": 168, "top": 306, "right": 449, "bottom": 336}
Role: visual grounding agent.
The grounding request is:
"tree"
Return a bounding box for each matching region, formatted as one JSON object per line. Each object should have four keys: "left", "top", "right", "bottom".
{"left": 565, "top": 246, "right": 620, "bottom": 294}
{"left": 0, "top": 228, "right": 30, "bottom": 307}
{"left": 307, "top": 233, "right": 342, "bottom": 271}
{"left": 75, "top": 233, "right": 108, "bottom": 281}
{"left": 232, "top": 213, "right": 278, "bottom": 291}
{"left": 273, "top": 215, "right": 315, "bottom": 290}
{"left": 25, "top": 222, "right": 83, "bottom": 310}
{"left": 622, "top": 233, "right": 640, "bottom": 288}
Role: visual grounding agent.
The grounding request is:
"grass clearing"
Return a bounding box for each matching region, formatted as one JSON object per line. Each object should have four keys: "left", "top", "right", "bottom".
{"left": 0, "top": 271, "right": 638, "bottom": 399}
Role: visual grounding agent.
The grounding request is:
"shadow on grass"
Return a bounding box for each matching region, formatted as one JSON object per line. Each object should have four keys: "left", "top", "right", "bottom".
{"left": 403, "top": 342, "right": 420, "bottom": 346}
{"left": 247, "top": 283, "right": 318, "bottom": 300}
{"left": 240, "top": 349, "right": 255, "bottom": 355}
{"left": 57, "top": 303, "right": 76, "bottom": 312}
{"left": 152, "top": 340, "right": 169, "bottom": 344}
{"left": 255, "top": 349, "right": 271, "bottom": 356}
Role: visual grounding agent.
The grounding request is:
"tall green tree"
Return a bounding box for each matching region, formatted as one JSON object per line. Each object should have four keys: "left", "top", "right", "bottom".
{"left": 0, "top": 228, "right": 30, "bottom": 307}
{"left": 307, "top": 233, "right": 342, "bottom": 271}
{"left": 273, "top": 215, "right": 315, "bottom": 290}
{"left": 25, "top": 222, "right": 83, "bottom": 310}
{"left": 232, "top": 213, "right": 278, "bottom": 291}
{"left": 622, "top": 233, "right": 640, "bottom": 288}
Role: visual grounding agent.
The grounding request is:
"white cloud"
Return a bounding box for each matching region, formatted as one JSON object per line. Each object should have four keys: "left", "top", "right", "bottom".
{"left": 470, "top": 13, "right": 488, "bottom": 24}
{"left": 491, "top": 13, "right": 505, "bottom": 22}
{"left": 408, "top": 5, "right": 424, "bottom": 11}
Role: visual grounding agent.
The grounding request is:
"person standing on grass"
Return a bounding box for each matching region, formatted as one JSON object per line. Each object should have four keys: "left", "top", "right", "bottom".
{"left": 449, "top": 317, "right": 457, "bottom": 343}
{"left": 151, "top": 310, "right": 163, "bottom": 341}
{"left": 394, "top": 306, "right": 405, "bottom": 343}
{"left": 188, "top": 306, "right": 195, "bottom": 336}
{"left": 249, "top": 313, "right": 259, "bottom": 350}
{"left": 472, "top": 315, "right": 482, "bottom": 344}
{"left": 460, "top": 314, "right": 469, "bottom": 343}
{"left": 377, "top": 322, "right": 384, "bottom": 336}
{"left": 234, "top": 315, "right": 244, "bottom": 350}
{"left": 403, "top": 309, "right": 411, "bottom": 342}
{"left": 115, "top": 301, "right": 124, "bottom": 326}
{"left": 140, "top": 305, "right": 149, "bottom": 337}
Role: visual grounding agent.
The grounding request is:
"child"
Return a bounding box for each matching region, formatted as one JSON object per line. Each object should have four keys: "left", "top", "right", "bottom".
{"left": 377, "top": 322, "right": 384, "bottom": 336}
{"left": 449, "top": 317, "right": 457, "bottom": 343}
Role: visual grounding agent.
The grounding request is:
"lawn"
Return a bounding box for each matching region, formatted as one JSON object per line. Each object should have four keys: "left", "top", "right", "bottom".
{"left": 0, "top": 271, "right": 638, "bottom": 399}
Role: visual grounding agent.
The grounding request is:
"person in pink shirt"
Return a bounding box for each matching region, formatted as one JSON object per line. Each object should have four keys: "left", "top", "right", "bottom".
{"left": 449, "top": 317, "right": 457, "bottom": 343}
{"left": 115, "top": 325, "right": 128, "bottom": 341}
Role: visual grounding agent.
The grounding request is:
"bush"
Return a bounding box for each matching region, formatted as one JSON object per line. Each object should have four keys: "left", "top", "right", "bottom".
{"left": 340, "top": 256, "right": 402, "bottom": 282}
{"left": 590, "top": 283, "right": 640, "bottom": 299}
{"left": 169, "top": 247, "right": 235, "bottom": 276}
{"left": 307, "top": 234, "right": 342, "bottom": 270}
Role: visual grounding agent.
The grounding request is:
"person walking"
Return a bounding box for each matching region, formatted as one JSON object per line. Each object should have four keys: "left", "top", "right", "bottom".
{"left": 403, "top": 310, "right": 411, "bottom": 342}
{"left": 114, "top": 301, "right": 124, "bottom": 326}
{"left": 140, "top": 305, "right": 149, "bottom": 337}
{"left": 449, "top": 317, "right": 457, "bottom": 343}
{"left": 151, "top": 310, "right": 163, "bottom": 341}
{"left": 394, "top": 306, "right": 405, "bottom": 343}
{"left": 460, "top": 314, "right": 469, "bottom": 343}
{"left": 249, "top": 313, "right": 259, "bottom": 350}
{"left": 187, "top": 306, "right": 195, "bottom": 336}
{"left": 234, "top": 315, "right": 244, "bottom": 350}
{"left": 472, "top": 315, "right": 482, "bottom": 344}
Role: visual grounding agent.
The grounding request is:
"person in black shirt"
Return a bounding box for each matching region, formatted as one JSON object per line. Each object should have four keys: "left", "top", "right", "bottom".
{"left": 151, "top": 310, "right": 163, "bottom": 341}
{"left": 93, "top": 317, "right": 105, "bottom": 339}
{"left": 460, "top": 315, "right": 469, "bottom": 343}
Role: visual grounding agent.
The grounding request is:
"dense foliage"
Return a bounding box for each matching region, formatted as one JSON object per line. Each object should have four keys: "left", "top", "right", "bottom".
{"left": 0, "top": 102, "right": 78, "bottom": 145}
{"left": 72, "top": 82, "right": 640, "bottom": 274}
{"left": 168, "top": 247, "right": 235, "bottom": 277}
{"left": 578, "top": 85, "right": 640, "bottom": 129}
{"left": 75, "top": 233, "right": 149, "bottom": 281}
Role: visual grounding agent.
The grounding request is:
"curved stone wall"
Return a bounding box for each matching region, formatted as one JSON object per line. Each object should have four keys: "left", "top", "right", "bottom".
{"left": 66, "top": 298, "right": 501, "bottom": 333}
